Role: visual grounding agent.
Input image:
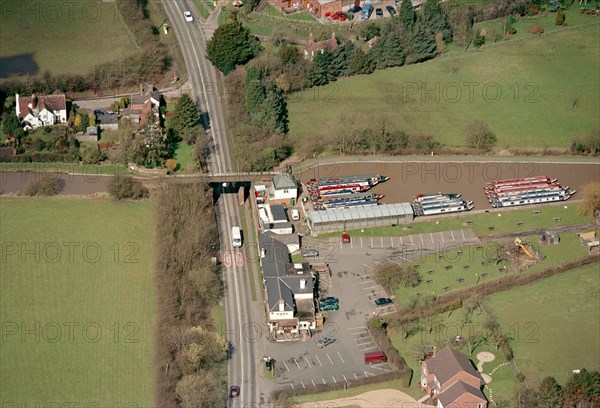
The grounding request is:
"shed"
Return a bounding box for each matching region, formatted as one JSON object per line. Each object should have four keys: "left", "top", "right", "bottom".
{"left": 539, "top": 231, "right": 559, "bottom": 245}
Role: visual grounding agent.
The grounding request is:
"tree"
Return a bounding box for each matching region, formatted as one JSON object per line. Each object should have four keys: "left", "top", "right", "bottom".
{"left": 537, "top": 376, "right": 564, "bottom": 408}
{"left": 1, "top": 113, "right": 20, "bottom": 137}
{"left": 368, "top": 33, "right": 405, "bottom": 70}
{"left": 513, "top": 385, "right": 539, "bottom": 408}
{"left": 206, "top": 17, "right": 261, "bottom": 74}
{"left": 263, "top": 82, "right": 288, "bottom": 134}
{"left": 422, "top": 0, "right": 453, "bottom": 42}
{"left": 108, "top": 175, "right": 148, "bottom": 200}
{"left": 74, "top": 114, "right": 82, "bottom": 130}
{"left": 473, "top": 33, "right": 486, "bottom": 47}
{"left": 399, "top": 0, "right": 417, "bottom": 32}
{"left": 330, "top": 41, "right": 356, "bottom": 78}
{"left": 278, "top": 44, "right": 300, "bottom": 65}
{"left": 175, "top": 372, "right": 226, "bottom": 408}
{"left": 578, "top": 182, "right": 600, "bottom": 217}
{"left": 122, "top": 117, "right": 172, "bottom": 168}
{"left": 80, "top": 143, "right": 101, "bottom": 164}
{"left": 360, "top": 23, "right": 381, "bottom": 41}
{"left": 88, "top": 113, "right": 96, "bottom": 126}
{"left": 404, "top": 21, "right": 438, "bottom": 64}
{"left": 563, "top": 369, "right": 600, "bottom": 407}
{"left": 465, "top": 120, "right": 497, "bottom": 150}
{"left": 172, "top": 93, "right": 200, "bottom": 136}
{"left": 306, "top": 51, "right": 333, "bottom": 87}
{"left": 347, "top": 47, "right": 373, "bottom": 75}
{"left": 555, "top": 9, "right": 565, "bottom": 26}
{"left": 25, "top": 175, "right": 63, "bottom": 196}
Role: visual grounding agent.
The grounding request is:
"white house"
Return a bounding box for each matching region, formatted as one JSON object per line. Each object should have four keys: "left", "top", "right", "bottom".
{"left": 269, "top": 173, "right": 298, "bottom": 206}
{"left": 16, "top": 93, "right": 67, "bottom": 130}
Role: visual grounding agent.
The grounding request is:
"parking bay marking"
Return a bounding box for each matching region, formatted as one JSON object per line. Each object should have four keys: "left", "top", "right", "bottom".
{"left": 343, "top": 375, "right": 348, "bottom": 383}
{"left": 293, "top": 358, "right": 301, "bottom": 370}
{"left": 282, "top": 360, "right": 290, "bottom": 371}
{"left": 337, "top": 352, "right": 345, "bottom": 364}
{"left": 315, "top": 355, "right": 323, "bottom": 367}
{"left": 311, "top": 380, "right": 316, "bottom": 387}
{"left": 322, "top": 378, "right": 326, "bottom": 385}
{"left": 364, "top": 371, "right": 375, "bottom": 377}
{"left": 327, "top": 353, "right": 334, "bottom": 365}
{"left": 300, "top": 381, "right": 306, "bottom": 389}
{"left": 304, "top": 356, "right": 312, "bottom": 368}
{"left": 370, "top": 364, "right": 393, "bottom": 373}
{"left": 354, "top": 373, "right": 359, "bottom": 381}
{"left": 333, "top": 376, "right": 337, "bottom": 384}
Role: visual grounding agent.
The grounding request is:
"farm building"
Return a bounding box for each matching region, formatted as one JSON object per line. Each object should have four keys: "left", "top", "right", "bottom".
{"left": 309, "top": 202, "right": 414, "bottom": 233}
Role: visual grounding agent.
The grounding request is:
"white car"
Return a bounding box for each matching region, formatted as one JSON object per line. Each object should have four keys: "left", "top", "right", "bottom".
{"left": 291, "top": 209, "right": 300, "bottom": 221}
{"left": 184, "top": 11, "right": 193, "bottom": 22}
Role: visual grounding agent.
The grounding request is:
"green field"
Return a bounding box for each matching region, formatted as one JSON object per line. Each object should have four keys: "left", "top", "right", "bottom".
{"left": 174, "top": 142, "right": 195, "bottom": 172}
{"left": 0, "top": 0, "right": 139, "bottom": 78}
{"left": 318, "top": 204, "right": 593, "bottom": 238}
{"left": 391, "top": 231, "right": 591, "bottom": 307}
{"left": 389, "top": 262, "right": 600, "bottom": 402}
{"left": 288, "top": 25, "right": 600, "bottom": 150}
{"left": 0, "top": 197, "right": 155, "bottom": 405}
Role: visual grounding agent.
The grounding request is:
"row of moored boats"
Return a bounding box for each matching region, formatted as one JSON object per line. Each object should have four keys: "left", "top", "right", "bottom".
{"left": 485, "top": 176, "right": 575, "bottom": 208}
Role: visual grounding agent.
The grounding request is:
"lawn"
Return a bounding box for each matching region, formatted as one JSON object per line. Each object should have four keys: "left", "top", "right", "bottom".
{"left": 287, "top": 24, "right": 600, "bottom": 150}
{"left": 0, "top": 197, "right": 155, "bottom": 406}
{"left": 318, "top": 204, "right": 593, "bottom": 238}
{"left": 192, "top": 0, "right": 210, "bottom": 19}
{"left": 391, "top": 231, "right": 591, "bottom": 307}
{"left": 0, "top": 0, "right": 139, "bottom": 78}
{"left": 174, "top": 142, "right": 195, "bottom": 173}
{"left": 489, "top": 262, "right": 600, "bottom": 386}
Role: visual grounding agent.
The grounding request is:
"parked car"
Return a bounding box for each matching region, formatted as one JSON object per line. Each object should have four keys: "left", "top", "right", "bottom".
{"left": 375, "top": 8, "right": 383, "bottom": 17}
{"left": 386, "top": 5, "right": 396, "bottom": 15}
{"left": 317, "top": 337, "right": 336, "bottom": 348}
{"left": 350, "top": 5, "right": 362, "bottom": 13}
{"left": 330, "top": 11, "right": 345, "bottom": 20}
{"left": 319, "top": 296, "right": 339, "bottom": 305}
{"left": 374, "top": 297, "right": 393, "bottom": 306}
{"left": 361, "top": 3, "right": 373, "bottom": 19}
{"left": 302, "top": 249, "right": 319, "bottom": 258}
{"left": 291, "top": 209, "right": 300, "bottom": 221}
{"left": 320, "top": 303, "right": 339, "bottom": 311}
{"left": 229, "top": 385, "right": 240, "bottom": 398}
{"left": 184, "top": 11, "right": 193, "bottom": 22}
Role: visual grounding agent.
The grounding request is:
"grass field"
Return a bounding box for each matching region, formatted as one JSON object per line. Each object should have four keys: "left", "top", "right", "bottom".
{"left": 287, "top": 25, "right": 600, "bottom": 150}
{"left": 0, "top": 0, "right": 139, "bottom": 78}
{"left": 389, "top": 261, "right": 600, "bottom": 402}
{"left": 318, "top": 204, "right": 593, "bottom": 238}
{"left": 391, "top": 231, "right": 591, "bottom": 307}
{"left": 0, "top": 197, "right": 155, "bottom": 406}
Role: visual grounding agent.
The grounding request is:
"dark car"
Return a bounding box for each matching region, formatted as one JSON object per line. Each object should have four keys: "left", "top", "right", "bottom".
{"left": 319, "top": 296, "right": 339, "bottom": 305}
{"left": 375, "top": 8, "right": 383, "bottom": 17}
{"left": 229, "top": 385, "right": 240, "bottom": 398}
{"left": 317, "top": 337, "right": 336, "bottom": 348}
{"left": 320, "top": 303, "right": 339, "bottom": 311}
{"left": 350, "top": 5, "right": 362, "bottom": 13}
{"left": 386, "top": 5, "right": 396, "bottom": 15}
{"left": 374, "top": 297, "right": 393, "bottom": 306}
{"left": 302, "top": 249, "right": 319, "bottom": 258}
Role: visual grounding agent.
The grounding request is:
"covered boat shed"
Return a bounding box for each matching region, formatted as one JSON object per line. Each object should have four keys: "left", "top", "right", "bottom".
{"left": 309, "top": 202, "right": 414, "bottom": 233}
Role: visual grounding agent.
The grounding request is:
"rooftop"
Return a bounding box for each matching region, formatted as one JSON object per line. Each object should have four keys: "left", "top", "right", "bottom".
{"left": 272, "top": 173, "right": 297, "bottom": 190}
{"left": 310, "top": 202, "right": 413, "bottom": 224}
{"left": 425, "top": 347, "right": 484, "bottom": 387}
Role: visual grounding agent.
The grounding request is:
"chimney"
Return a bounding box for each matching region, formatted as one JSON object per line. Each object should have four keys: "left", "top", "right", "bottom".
{"left": 31, "top": 93, "right": 38, "bottom": 109}
{"left": 432, "top": 346, "right": 438, "bottom": 357}
{"left": 300, "top": 279, "right": 306, "bottom": 290}
{"left": 278, "top": 299, "right": 285, "bottom": 312}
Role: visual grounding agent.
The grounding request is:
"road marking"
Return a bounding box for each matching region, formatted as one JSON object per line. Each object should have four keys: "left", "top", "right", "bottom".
{"left": 290, "top": 383, "right": 295, "bottom": 390}
{"left": 327, "top": 353, "right": 334, "bottom": 365}
{"left": 451, "top": 230, "right": 455, "bottom": 240}
{"left": 381, "top": 237, "right": 384, "bottom": 247}
{"left": 409, "top": 235, "right": 413, "bottom": 244}
{"left": 351, "top": 330, "right": 369, "bottom": 335}
{"left": 360, "top": 280, "right": 375, "bottom": 285}
{"left": 391, "top": 237, "right": 394, "bottom": 248}
{"left": 349, "top": 326, "right": 367, "bottom": 330}
{"left": 343, "top": 375, "right": 348, "bottom": 383}
{"left": 420, "top": 234, "right": 425, "bottom": 244}
{"left": 360, "top": 237, "right": 363, "bottom": 248}
{"left": 332, "top": 376, "right": 337, "bottom": 384}
{"left": 301, "top": 381, "right": 306, "bottom": 389}
{"left": 363, "top": 264, "right": 373, "bottom": 269}
{"left": 315, "top": 355, "right": 323, "bottom": 367}
{"left": 354, "top": 373, "right": 359, "bottom": 381}
{"left": 361, "top": 345, "right": 378, "bottom": 351}
{"left": 430, "top": 232, "right": 434, "bottom": 243}
{"left": 364, "top": 371, "right": 375, "bottom": 377}
{"left": 312, "top": 380, "right": 316, "bottom": 387}
{"left": 371, "top": 237, "right": 374, "bottom": 247}
{"left": 370, "top": 365, "right": 393, "bottom": 372}
{"left": 357, "top": 339, "right": 374, "bottom": 345}
{"left": 440, "top": 231, "right": 445, "bottom": 243}
{"left": 462, "top": 230, "right": 466, "bottom": 240}
{"left": 294, "top": 358, "right": 301, "bottom": 370}
{"left": 351, "top": 237, "right": 354, "bottom": 249}
{"left": 322, "top": 378, "right": 326, "bottom": 385}
{"left": 304, "top": 355, "right": 312, "bottom": 368}
{"left": 363, "top": 285, "right": 379, "bottom": 290}
{"left": 283, "top": 360, "right": 290, "bottom": 371}
{"left": 337, "top": 352, "right": 345, "bottom": 364}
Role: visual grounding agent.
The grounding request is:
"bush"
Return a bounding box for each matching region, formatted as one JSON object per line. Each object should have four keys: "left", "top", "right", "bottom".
{"left": 556, "top": 9, "right": 565, "bottom": 26}
{"left": 473, "top": 34, "right": 486, "bottom": 48}
{"left": 25, "top": 175, "right": 63, "bottom": 196}
{"left": 531, "top": 24, "right": 544, "bottom": 35}
{"left": 108, "top": 175, "right": 148, "bottom": 200}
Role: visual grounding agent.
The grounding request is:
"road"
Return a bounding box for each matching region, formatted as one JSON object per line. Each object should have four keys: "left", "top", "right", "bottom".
{"left": 160, "top": 2, "right": 259, "bottom": 406}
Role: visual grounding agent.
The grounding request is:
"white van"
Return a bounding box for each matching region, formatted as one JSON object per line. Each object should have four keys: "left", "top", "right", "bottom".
{"left": 291, "top": 209, "right": 300, "bottom": 221}
{"left": 231, "top": 226, "right": 242, "bottom": 248}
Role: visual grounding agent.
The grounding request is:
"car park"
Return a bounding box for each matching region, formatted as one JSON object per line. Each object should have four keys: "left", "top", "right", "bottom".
{"left": 374, "top": 297, "right": 393, "bottom": 306}
{"left": 184, "top": 11, "right": 193, "bottom": 22}
{"left": 320, "top": 302, "right": 339, "bottom": 311}
{"left": 319, "top": 296, "right": 339, "bottom": 305}
{"left": 375, "top": 8, "right": 383, "bottom": 17}
{"left": 386, "top": 5, "right": 396, "bottom": 15}
{"left": 302, "top": 249, "right": 319, "bottom": 258}
{"left": 229, "top": 385, "right": 240, "bottom": 397}
{"left": 317, "top": 337, "right": 336, "bottom": 348}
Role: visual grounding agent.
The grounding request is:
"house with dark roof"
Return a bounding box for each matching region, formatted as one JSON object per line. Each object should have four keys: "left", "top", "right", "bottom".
{"left": 268, "top": 173, "right": 298, "bottom": 206}
{"left": 122, "top": 84, "right": 161, "bottom": 126}
{"left": 259, "top": 232, "right": 316, "bottom": 341}
{"left": 95, "top": 111, "right": 119, "bottom": 131}
{"left": 15, "top": 93, "right": 67, "bottom": 130}
{"left": 304, "top": 32, "right": 338, "bottom": 61}
{"left": 421, "top": 346, "right": 487, "bottom": 408}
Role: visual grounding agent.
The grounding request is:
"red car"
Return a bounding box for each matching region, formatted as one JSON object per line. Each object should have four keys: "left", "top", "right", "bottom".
{"left": 330, "top": 11, "right": 346, "bottom": 20}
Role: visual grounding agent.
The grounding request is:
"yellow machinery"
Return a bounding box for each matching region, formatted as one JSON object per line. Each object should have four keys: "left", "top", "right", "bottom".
{"left": 515, "top": 237, "right": 534, "bottom": 259}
